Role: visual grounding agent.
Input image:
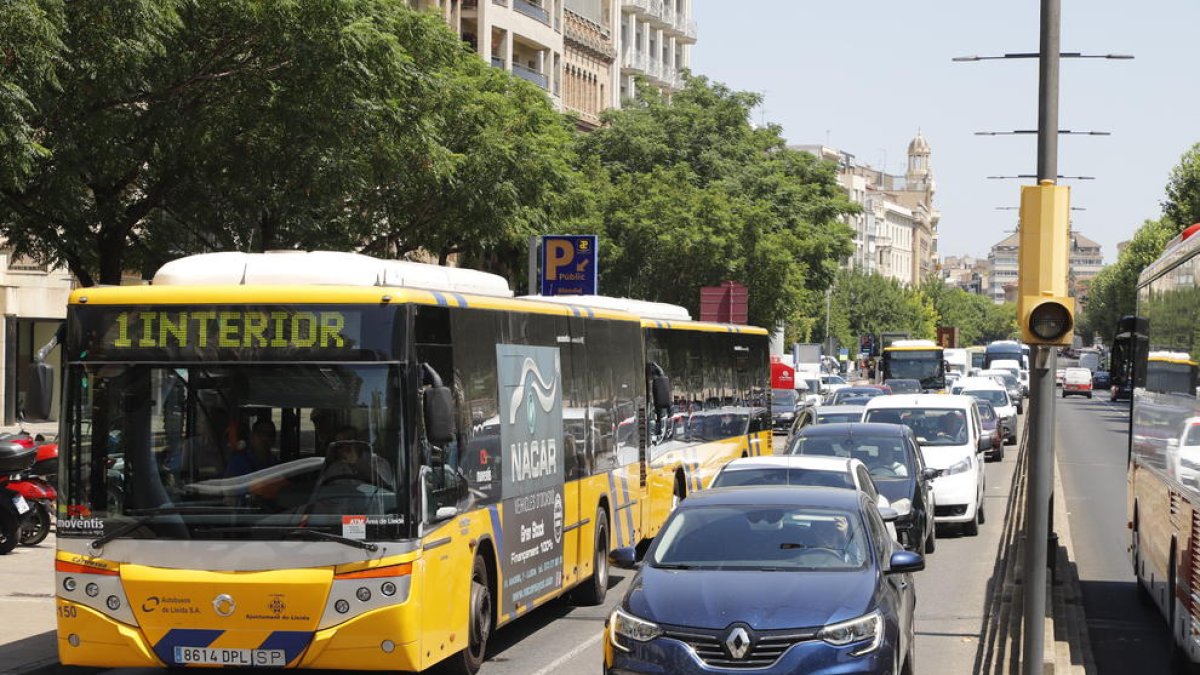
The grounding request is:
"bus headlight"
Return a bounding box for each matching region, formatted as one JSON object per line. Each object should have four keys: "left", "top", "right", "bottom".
{"left": 608, "top": 607, "right": 662, "bottom": 652}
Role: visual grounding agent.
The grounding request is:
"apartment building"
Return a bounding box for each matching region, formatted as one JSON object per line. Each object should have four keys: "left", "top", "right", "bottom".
{"left": 794, "top": 133, "right": 939, "bottom": 287}
{"left": 616, "top": 0, "right": 696, "bottom": 99}
{"left": 986, "top": 229, "right": 1104, "bottom": 305}
{"left": 563, "top": 0, "right": 619, "bottom": 128}
{"left": 410, "top": 0, "right": 565, "bottom": 106}
{"left": 0, "top": 251, "right": 73, "bottom": 424}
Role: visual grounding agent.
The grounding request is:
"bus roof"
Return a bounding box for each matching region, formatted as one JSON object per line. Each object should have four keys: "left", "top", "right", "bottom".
{"left": 884, "top": 339, "right": 940, "bottom": 351}
{"left": 1148, "top": 351, "right": 1198, "bottom": 366}
{"left": 520, "top": 294, "right": 691, "bottom": 321}
{"left": 152, "top": 251, "right": 515, "bottom": 298}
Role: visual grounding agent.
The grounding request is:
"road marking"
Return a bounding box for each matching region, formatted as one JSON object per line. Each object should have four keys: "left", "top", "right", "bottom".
{"left": 526, "top": 630, "right": 604, "bottom": 675}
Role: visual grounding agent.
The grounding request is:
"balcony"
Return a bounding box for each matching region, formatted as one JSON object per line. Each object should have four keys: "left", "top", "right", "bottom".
{"left": 512, "top": 62, "right": 548, "bottom": 89}
{"left": 621, "top": 47, "right": 648, "bottom": 73}
{"left": 514, "top": 0, "right": 550, "bottom": 24}
{"left": 676, "top": 17, "right": 697, "bottom": 41}
{"left": 490, "top": 55, "right": 506, "bottom": 69}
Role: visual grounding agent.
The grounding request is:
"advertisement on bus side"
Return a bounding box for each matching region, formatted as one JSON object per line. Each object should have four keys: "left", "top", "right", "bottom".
{"left": 497, "top": 345, "right": 566, "bottom": 616}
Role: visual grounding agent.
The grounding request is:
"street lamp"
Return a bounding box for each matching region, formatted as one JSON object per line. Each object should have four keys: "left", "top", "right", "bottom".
{"left": 987, "top": 175, "right": 1095, "bottom": 180}
{"left": 952, "top": 52, "right": 1133, "bottom": 61}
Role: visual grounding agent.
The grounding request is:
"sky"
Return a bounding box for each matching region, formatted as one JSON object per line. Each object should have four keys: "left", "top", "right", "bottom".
{"left": 690, "top": 0, "right": 1199, "bottom": 264}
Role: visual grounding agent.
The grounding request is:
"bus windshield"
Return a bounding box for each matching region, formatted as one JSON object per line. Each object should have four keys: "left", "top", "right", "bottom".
{"left": 882, "top": 350, "right": 944, "bottom": 391}
{"left": 60, "top": 363, "right": 406, "bottom": 542}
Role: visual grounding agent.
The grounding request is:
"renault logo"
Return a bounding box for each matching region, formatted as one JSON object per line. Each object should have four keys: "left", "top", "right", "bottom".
{"left": 724, "top": 625, "right": 752, "bottom": 660}
{"left": 213, "top": 594, "right": 236, "bottom": 617}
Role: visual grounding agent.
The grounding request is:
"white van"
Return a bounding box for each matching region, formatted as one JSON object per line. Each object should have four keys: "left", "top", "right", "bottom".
{"left": 862, "top": 394, "right": 989, "bottom": 536}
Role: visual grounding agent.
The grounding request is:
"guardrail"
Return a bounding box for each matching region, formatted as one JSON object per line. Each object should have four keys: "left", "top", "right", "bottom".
{"left": 513, "top": 0, "right": 550, "bottom": 24}
{"left": 512, "top": 63, "right": 548, "bottom": 89}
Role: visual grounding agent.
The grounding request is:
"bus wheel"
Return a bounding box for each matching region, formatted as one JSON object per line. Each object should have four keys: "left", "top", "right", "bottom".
{"left": 452, "top": 555, "right": 492, "bottom": 675}
{"left": 572, "top": 508, "right": 609, "bottom": 606}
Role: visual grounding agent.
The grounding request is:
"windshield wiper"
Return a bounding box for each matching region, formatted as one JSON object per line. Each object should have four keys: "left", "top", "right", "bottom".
{"left": 651, "top": 562, "right": 695, "bottom": 570}
{"left": 92, "top": 505, "right": 263, "bottom": 551}
{"left": 286, "top": 528, "right": 380, "bottom": 552}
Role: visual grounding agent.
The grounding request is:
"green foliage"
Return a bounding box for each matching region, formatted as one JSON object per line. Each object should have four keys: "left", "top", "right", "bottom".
{"left": 0, "top": 0, "right": 577, "bottom": 285}
{"left": 575, "top": 77, "right": 857, "bottom": 329}
{"left": 1079, "top": 218, "right": 1175, "bottom": 345}
{"left": 1163, "top": 142, "right": 1200, "bottom": 232}
{"left": 816, "top": 270, "right": 936, "bottom": 350}
{"left": 0, "top": 0, "right": 64, "bottom": 190}
{"left": 920, "top": 279, "right": 1017, "bottom": 345}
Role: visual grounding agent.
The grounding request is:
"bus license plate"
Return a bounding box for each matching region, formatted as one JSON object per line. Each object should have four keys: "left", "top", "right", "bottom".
{"left": 11, "top": 496, "right": 28, "bottom": 514}
{"left": 173, "top": 647, "right": 287, "bottom": 667}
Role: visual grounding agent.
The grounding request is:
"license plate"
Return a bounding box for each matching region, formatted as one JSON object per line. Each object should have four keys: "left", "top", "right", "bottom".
{"left": 11, "top": 496, "right": 28, "bottom": 515}
{"left": 172, "top": 647, "right": 287, "bottom": 667}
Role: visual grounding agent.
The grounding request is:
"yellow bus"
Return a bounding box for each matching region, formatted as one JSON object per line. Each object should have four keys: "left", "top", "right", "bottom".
{"left": 881, "top": 339, "right": 947, "bottom": 392}
{"left": 51, "top": 252, "right": 769, "bottom": 673}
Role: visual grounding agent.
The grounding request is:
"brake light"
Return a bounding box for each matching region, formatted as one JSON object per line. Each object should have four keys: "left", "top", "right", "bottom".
{"left": 334, "top": 563, "right": 412, "bottom": 580}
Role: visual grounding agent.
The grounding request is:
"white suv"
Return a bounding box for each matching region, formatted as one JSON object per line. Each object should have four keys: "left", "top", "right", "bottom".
{"left": 951, "top": 377, "right": 1018, "bottom": 445}
{"left": 862, "top": 394, "right": 989, "bottom": 536}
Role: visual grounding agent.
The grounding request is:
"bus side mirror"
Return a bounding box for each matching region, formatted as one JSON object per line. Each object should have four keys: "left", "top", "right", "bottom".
{"left": 424, "top": 386, "right": 456, "bottom": 445}
{"left": 26, "top": 363, "right": 54, "bottom": 421}
{"left": 652, "top": 375, "right": 672, "bottom": 411}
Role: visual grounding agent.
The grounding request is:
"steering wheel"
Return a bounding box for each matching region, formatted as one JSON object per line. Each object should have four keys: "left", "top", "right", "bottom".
{"left": 870, "top": 465, "right": 900, "bottom": 478}
{"left": 796, "top": 547, "right": 846, "bottom": 564}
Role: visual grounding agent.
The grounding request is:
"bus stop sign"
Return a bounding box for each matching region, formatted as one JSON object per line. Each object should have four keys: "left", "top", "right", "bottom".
{"left": 541, "top": 235, "right": 598, "bottom": 296}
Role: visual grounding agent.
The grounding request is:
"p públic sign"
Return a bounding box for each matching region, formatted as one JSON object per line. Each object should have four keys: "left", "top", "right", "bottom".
{"left": 540, "top": 235, "right": 598, "bottom": 296}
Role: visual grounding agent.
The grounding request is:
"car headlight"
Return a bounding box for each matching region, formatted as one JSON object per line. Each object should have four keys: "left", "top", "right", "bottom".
{"left": 608, "top": 607, "right": 662, "bottom": 652}
{"left": 819, "top": 611, "right": 883, "bottom": 655}
{"left": 780, "top": 412, "right": 794, "bottom": 419}
{"left": 889, "top": 498, "right": 912, "bottom": 517}
{"left": 942, "top": 456, "right": 972, "bottom": 476}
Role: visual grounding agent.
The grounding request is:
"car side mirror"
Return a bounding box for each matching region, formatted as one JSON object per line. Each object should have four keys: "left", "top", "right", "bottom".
{"left": 978, "top": 436, "right": 992, "bottom": 453}
{"left": 887, "top": 550, "right": 925, "bottom": 574}
{"left": 921, "top": 467, "right": 939, "bottom": 481}
{"left": 609, "top": 546, "right": 640, "bottom": 569}
{"left": 877, "top": 506, "right": 899, "bottom": 523}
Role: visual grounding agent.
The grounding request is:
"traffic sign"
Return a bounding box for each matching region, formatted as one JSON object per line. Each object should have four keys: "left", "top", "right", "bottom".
{"left": 540, "top": 235, "right": 598, "bottom": 296}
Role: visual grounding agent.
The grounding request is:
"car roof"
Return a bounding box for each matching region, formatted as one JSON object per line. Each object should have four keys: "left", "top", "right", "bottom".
{"left": 863, "top": 394, "right": 978, "bottom": 410}
{"left": 815, "top": 405, "right": 867, "bottom": 414}
{"left": 719, "top": 456, "right": 857, "bottom": 472}
{"left": 797, "top": 421, "right": 912, "bottom": 437}
{"left": 954, "top": 377, "right": 1005, "bottom": 390}
{"left": 686, "top": 485, "right": 865, "bottom": 509}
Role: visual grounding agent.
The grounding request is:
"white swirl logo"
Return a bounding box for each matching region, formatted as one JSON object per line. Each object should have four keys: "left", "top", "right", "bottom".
{"left": 508, "top": 357, "right": 559, "bottom": 432}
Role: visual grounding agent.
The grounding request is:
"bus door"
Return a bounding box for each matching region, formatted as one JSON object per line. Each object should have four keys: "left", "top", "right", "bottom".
{"left": 560, "top": 316, "right": 589, "bottom": 588}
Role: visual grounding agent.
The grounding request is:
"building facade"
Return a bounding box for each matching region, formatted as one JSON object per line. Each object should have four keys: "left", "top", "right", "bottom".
{"left": 562, "top": 0, "right": 619, "bottom": 128}
{"left": 794, "top": 133, "right": 938, "bottom": 287}
{"left": 0, "top": 251, "right": 73, "bottom": 424}
{"left": 986, "top": 229, "right": 1104, "bottom": 305}
{"left": 617, "top": 0, "right": 695, "bottom": 99}
{"left": 942, "top": 255, "right": 990, "bottom": 296}
{"left": 410, "top": 0, "right": 565, "bottom": 106}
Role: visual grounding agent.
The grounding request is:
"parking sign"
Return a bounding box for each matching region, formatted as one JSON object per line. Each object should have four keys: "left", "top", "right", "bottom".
{"left": 541, "top": 235, "right": 598, "bottom": 296}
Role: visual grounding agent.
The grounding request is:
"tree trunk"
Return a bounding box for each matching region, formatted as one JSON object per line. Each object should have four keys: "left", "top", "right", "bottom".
{"left": 98, "top": 236, "right": 125, "bottom": 286}
{"left": 259, "top": 210, "right": 277, "bottom": 252}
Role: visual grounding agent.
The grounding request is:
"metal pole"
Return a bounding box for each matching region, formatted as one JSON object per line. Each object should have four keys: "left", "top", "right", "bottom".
{"left": 1023, "top": 1, "right": 1059, "bottom": 673}
{"left": 528, "top": 236, "right": 539, "bottom": 296}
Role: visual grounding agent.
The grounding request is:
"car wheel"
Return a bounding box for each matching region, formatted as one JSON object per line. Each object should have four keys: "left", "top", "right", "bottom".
{"left": 962, "top": 515, "right": 979, "bottom": 537}
{"left": 1087, "top": 393, "right": 1093, "bottom": 399}
{"left": 901, "top": 641, "right": 916, "bottom": 675}
{"left": 996, "top": 445, "right": 1005, "bottom": 461}
{"left": 923, "top": 520, "right": 936, "bottom": 554}
{"left": 977, "top": 498, "right": 986, "bottom": 525}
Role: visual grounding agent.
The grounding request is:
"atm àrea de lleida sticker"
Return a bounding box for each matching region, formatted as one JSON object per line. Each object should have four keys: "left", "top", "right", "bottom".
{"left": 342, "top": 515, "right": 367, "bottom": 540}
{"left": 496, "top": 344, "right": 565, "bottom": 617}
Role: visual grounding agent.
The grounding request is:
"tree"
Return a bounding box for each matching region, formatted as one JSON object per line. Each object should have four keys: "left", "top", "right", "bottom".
{"left": 1078, "top": 218, "right": 1175, "bottom": 346}
{"left": 919, "top": 279, "right": 1016, "bottom": 346}
{"left": 0, "top": 0, "right": 64, "bottom": 191}
{"left": 1164, "top": 142, "right": 1200, "bottom": 232}
{"left": 575, "top": 77, "right": 857, "bottom": 329}
{"left": 0, "top": 0, "right": 578, "bottom": 286}
{"left": 819, "top": 270, "right": 936, "bottom": 350}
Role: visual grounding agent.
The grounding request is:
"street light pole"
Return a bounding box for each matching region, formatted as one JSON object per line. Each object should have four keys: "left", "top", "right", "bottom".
{"left": 1023, "top": 1, "right": 1060, "bottom": 673}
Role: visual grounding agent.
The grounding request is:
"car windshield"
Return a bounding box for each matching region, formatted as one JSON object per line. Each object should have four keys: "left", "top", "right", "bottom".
{"left": 832, "top": 388, "right": 880, "bottom": 405}
{"left": 822, "top": 376, "right": 847, "bottom": 385}
{"left": 61, "top": 363, "right": 406, "bottom": 542}
{"left": 864, "top": 408, "right": 969, "bottom": 447}
{"left": 1187, "top": 425, "right": 1200, "bottom": 446}
{"left": 816, "top": 411, "right": 862, "bottom": 424}
{"left": 773, "top": 389, "right": 798, "bottom": 408}
{"left": 710, "top": 467, "right": 855, "bottom": 490}
{"left": 786, "top": 434, "right": 912, "bottom": 480}
{"left": 651, "top": 505, "right": 869, "bottom": 571}
{"left": 977, "top": 403, "right": 997, "bottom": 421}
{"left": 886, "top": 379, "right": 921, "bottom": 394}
{"left": 964, "top": 389, "right": 1008, "bottom": 407}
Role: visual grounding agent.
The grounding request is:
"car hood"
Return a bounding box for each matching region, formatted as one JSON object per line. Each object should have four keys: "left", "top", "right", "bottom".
{"left": 625, "top": 566, "right": 876, "bottom": 630}
{"left": 873, "top": 478, "right": 917, "bottom": 504}
{"left": 918, "top": 445, "right": 973, "bottom": 470}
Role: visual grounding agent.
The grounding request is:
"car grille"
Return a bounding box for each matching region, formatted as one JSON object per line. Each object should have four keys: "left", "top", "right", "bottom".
{"left": 661, "top": 625, "right": 818, "bottom": 669}
{"left": 935, "top": 504, "right": 967, "bottom": 517}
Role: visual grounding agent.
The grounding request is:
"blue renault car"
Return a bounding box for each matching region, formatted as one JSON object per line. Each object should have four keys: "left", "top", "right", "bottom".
{"left": 603, "top": 486, "right": 922, "bottom": 675}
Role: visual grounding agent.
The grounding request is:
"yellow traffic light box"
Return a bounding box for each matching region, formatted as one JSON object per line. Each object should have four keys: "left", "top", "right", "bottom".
{"left": 1018, "top": 181, "right": 1075, "bottom": 345}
